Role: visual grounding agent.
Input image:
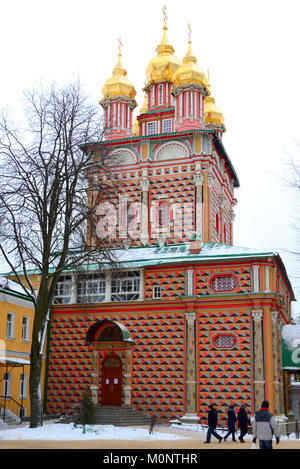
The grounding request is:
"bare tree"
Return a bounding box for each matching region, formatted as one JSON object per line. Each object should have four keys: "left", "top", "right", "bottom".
{"left": 0, "top": 80, "right": 117, "bottom": 427}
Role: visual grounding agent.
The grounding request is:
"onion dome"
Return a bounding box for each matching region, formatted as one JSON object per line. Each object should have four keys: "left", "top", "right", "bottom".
{"left": 100, "top": 39, "right": 137, "bottom": 103}
{"left": 204, "top": 82, "right": 225, "bottom": 130}
{"left": 145, "top": 8, "right": 181, "bottom": 86}
{"left": 132, "top": 118, "right": 139, "bottom": 136}
{"left": 173, "top": 26, "right": 208, "bottom": 90}
{"left": 139, "top": 93, "right": 148, "bottom": 114}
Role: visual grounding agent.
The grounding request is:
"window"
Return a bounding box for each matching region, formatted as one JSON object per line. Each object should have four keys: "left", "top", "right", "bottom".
{"left": 158, "top": 84, "right": 164, "bottom": 105}
{"left": 216, "top": 213, "right": 220, "bottom": 233}
{"left": 77, "top": 274, "right": 106, "bottom": 303}
{"left": 120, "top": 204, "right": 136, "bottom": 230}
{"left": 19, "top": 373, "right": 27, "bottom": 398}
{"left": 156, "top": 201, "right": 171, "bottom": 227}
{"left": 111, "top": 271, "right": 140, "bottom": 301}
{"left": 3, "top": 372, "right": 12, "bottom": 397}
{"left": 22, "top": 316, "right": 30, "bottom": 341}
{"left": 212, "top": 333, "right": 237, "bottom": 349}
{"left": 6, "top": 312, "right": 15, "bottom": 339}
{"left": 153, "top": 286, "right": 161, "bottom": 299}
{"left": 209, "top": 274, "right": 238, "bottom": 292}
{"left": 147, "top": 121, "right": 156, "bottom": 135}
{"left": 53, "top": 275, "right": 72, "bottom": 304}
{"left": 162, "top": 119, "right": 172, "bottom": 133}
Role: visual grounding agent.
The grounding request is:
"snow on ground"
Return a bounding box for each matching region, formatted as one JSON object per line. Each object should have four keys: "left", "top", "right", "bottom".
{"left": 0, "top": 422, "right": 189, "bottom": 441}
{"left": 0, "top": 421, "right": 299, "bottom": 441}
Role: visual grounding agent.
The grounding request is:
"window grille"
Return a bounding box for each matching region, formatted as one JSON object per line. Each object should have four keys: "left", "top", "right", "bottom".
{"left": 158, "top": 84, "right": 164, "bottom": 105}
{"left": 157, "top": 201, "right": 171, "bottom": 227}
{"left": 147, "top": 121, "right": 156, "bottom": 135}
{"left": 77, "top": 274, "right": 106, "bottom": 303}
{"left": 111, "top": 271, "right": 140, "bottom": 301}
{"left": 53, "top": 275, "right": 72, "bottom": 304}
{"left": 209, "top": 274, "right": 238, "bottom": 292}
{"left": 162, "top": 119, "right": 172, "bottom": 133}
{"left": 212, "top": 334, "right": 237, "bottom": 349}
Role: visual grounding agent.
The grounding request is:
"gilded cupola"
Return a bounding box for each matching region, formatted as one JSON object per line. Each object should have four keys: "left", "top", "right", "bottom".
{"left": 100, "top": 38, "right": 137, "bottom": 104}
{"left": 173, "top": 25, "right": 208, "bottom": 90}
{"left": 204, "top": 76, "right": 225, "bottom": 131}
{"left": 145, "top": 6, "right": 182, "bottom": 87}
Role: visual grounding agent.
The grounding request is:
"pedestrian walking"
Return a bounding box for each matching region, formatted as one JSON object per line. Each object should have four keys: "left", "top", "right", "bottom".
{"left": 252, "top": 400, "right": 280, "bottom": 450}
{"left": 204, "top": 404, "right": 223, "bottom": 444}
{"left": 237, "top": 404, "right": 251, "bottom": 442}
{"left": 224, "top": 404, "right": 237, "bottom": 442}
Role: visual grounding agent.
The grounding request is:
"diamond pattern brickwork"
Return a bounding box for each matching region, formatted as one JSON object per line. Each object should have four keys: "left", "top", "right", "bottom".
{"left": 196, "top": 308, "right": 252, "bottom": 423}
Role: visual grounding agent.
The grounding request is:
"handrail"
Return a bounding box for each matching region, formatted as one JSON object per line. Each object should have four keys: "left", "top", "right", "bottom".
{"left": 0, "top": 395, "right": 24, "bottom": 424}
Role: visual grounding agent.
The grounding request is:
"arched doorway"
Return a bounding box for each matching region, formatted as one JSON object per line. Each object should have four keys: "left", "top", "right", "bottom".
{"left": 86, "top": 319, "right": 134, "bottom": 407}
{"left": 101, "top": 355, "right": 122, "bottom": 406}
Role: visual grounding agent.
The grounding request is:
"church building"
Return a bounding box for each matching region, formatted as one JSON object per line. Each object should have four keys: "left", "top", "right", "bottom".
{"left": 45, "top": 12, "right": 295, "bottom": 424}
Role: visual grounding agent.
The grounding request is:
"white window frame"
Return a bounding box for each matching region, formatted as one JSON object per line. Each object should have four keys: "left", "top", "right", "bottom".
{"left": 77, "top": 274, "right": 106, "bottom": 304}
{"left": 162, "top": 119, "right": 172, "bottom": 134}
{"left": 3, "top": 372, "right": 12, "bottom": 397}
{"left": 19, "top": 373, "right": 28, "bottom": 399}
{"left": 6, "top": 312, "right": 15, "bottom": 339}
{"left": 111, "top": 271, "right": 140, "bottom": 302}
{"left": 53, "top": 275, "right": 72, "bottom": 304}
{"left": 22, "top": 316, "right": 30, "bottom": 342}
{"left": 153, "top": 286, "right": 161, "bottom": 299}
{"left": 147, "top": 121, "right": 156, "bottom": 135}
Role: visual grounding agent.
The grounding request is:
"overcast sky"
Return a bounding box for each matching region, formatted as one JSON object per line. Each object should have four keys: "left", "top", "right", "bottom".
{"left": 1, "top": 0, "right": 300, "bottom": 318}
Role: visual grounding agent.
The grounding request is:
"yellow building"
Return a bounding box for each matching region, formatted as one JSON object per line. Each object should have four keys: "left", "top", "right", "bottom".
{"left": 0, "top": 277, "right": 35, "bottom": 423}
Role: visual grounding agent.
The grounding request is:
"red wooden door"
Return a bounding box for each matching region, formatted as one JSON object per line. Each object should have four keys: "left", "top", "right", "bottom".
{"left": 101, "top": 356, "right": 122, "bottom": 406}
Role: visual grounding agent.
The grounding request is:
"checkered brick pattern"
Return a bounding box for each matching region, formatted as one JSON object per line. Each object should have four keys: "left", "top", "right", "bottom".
{"left": 196, "top": 308, "right": 252, "bottom": 422}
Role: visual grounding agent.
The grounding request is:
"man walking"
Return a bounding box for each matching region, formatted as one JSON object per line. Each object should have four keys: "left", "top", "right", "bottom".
{"left": 237, "top": 404, "right": 251, "bottom": 442}
{"left": 204, "top": 404, "right": 222, "bottom": 444}
{"left": 252, "top": 400, "right": 280, "bottom": 449}
{"left": 224, "top": 404, "right": 237, "bottom": 441}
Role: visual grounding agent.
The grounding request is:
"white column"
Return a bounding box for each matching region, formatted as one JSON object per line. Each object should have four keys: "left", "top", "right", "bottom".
{"left": 186, "top": 269, "right": 194, "bottom": 296}
{"left": 252, "top": 265, "right": 260, "bottom": 292}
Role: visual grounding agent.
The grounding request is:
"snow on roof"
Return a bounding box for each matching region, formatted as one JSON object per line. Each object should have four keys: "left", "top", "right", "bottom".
{"left": 0, "top": 276, "right": 31, "bottom": 297}
{"left": 104, "top": 242, "right": 275, "bottom": 269}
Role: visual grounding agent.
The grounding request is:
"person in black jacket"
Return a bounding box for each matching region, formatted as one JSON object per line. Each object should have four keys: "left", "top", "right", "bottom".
{"left": 224, "top": 404, "right": 237, "bottom": 441}
{"left": 204, "top": 404, "right": 223, "bottom": 444}
{"left": 237, "top": 404, "right": 251, "bottom": 442}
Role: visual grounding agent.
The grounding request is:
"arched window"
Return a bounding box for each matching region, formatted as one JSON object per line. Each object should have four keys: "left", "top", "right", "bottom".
{"left": 120, "top": 204, "right": 136, "bottom": 230}
{"left": 156, "top": 201, "right": 171, "bottom": 227}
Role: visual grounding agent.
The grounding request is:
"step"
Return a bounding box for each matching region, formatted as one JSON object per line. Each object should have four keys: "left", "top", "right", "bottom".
{"left": 95, "top": 406, "right": 151, "bottom": 426}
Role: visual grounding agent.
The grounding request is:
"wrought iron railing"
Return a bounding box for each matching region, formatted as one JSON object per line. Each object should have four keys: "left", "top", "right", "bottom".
{"left": 0, "top": 395, "right": 24, "bottom": 424}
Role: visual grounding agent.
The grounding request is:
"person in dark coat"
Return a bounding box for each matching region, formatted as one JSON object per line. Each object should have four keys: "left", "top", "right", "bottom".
{"left": 224, "top": 404, "right": 237, "bottom": 442}
{"left": 237, "top": 405, "right": 251, "bottom": 442}
{"left": 204, "top": 404, "right": 223, "bottom": 443}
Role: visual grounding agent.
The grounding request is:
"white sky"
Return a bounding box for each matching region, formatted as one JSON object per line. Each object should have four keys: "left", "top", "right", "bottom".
{"left": 1, "top": 0, "right": 300, "bottom": 317}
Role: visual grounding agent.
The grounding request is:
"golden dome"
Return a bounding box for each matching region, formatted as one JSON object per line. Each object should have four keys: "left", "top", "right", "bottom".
{"left": 173, "top": 26, "right": 208, "bottom": 90}
{"left": 133, "top": 118, "right": 139, "bottom": 136}
{"left": 101, "top": 39, "right": 137, "bottom": 103}
{"left": 139, "top": 93, "right": 148, "bottom": 114}
{"left": 145, "top": 10, "right": 181, "bottom": 86}
{"left": 205, "top": 83, "right": 225, "bottom": 129}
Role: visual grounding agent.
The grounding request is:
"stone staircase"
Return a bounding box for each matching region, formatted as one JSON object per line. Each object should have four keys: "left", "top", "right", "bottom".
{"left": 95, "top": 406, "right": 151, "bottom": 426}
